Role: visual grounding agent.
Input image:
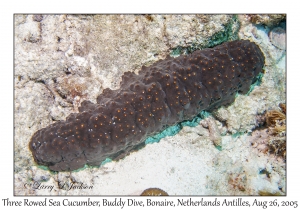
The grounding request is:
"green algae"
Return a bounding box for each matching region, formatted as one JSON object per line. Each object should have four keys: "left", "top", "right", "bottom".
{"left": 145, "top": 111, "right": 210, "bottom": 145}
{"left": 100, "top": 158, "right": 113, "bottom": 166}
{"left": 207, "top": 15, "right": 240, "bottom": 48}
{"left": 170, "top": 15, "right": 240, "bottom": 57}
{"left": 215, "top": 145, "right": 222, "bottom": 151}
{"left": 145, "top": 124, "right": 181, "bottom": 144}
{"left": 247, "top": 72, "right": 264, "bottom": 95}
{"left": 37, "top": 165, "right": 49, "bottom": 171}
{"left": 231, "top": 131, "right": 246, "bottom": 139}
{"left": 36, "top": 165, "right": 58, "bottom": 175}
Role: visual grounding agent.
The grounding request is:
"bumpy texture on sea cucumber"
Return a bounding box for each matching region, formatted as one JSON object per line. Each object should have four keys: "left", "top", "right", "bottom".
{"left": 29, "top": 40, "right": 265, "bottom": 171}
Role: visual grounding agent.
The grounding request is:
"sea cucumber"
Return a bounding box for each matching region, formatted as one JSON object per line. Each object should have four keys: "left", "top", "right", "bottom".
{"left": 29, "top": 40, "right": 265, "bottom": 171}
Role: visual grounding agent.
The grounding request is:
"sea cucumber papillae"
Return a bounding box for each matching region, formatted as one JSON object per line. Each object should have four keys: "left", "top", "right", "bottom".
{"left": 29, "top": 40, "right": 265, "bottom": 171}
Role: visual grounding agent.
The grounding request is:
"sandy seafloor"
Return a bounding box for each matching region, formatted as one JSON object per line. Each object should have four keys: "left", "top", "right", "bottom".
{"left": 14, "top": 14, "right": 286, "bottom": 195}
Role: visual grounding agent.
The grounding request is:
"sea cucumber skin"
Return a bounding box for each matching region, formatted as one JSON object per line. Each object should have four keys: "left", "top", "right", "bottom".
{"left": 29, "top": 40, "right": 265, "bottom": 171}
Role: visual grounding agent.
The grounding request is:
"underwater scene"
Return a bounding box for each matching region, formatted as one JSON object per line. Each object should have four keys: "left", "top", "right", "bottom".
{"left": 14, "top": 14, "right": 286, "bottom": 195}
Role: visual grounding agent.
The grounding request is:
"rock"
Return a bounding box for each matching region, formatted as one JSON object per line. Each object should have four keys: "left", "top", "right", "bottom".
{"left": 269, "top": 27, "right": 286, "bottom": 50}
{"left": 249, "top": 14, "right": 286, "bottom": 27}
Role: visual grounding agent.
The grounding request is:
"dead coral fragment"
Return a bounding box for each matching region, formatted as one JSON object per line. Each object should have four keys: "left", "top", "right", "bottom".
{"left": 141, "top": 188, "right": 168, "bottom": 196}
{"left": 201, "top": 116, "right": 222, "bottom": 147}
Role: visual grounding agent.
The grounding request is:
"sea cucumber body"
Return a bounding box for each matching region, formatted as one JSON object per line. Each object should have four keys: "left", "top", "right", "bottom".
{"left": 29, "top": 40, "right": 265, "bottom": 171}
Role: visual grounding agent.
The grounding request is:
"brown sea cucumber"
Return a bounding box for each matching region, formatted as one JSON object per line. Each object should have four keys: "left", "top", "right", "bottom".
{"left": 29, "top": 40, "right": 265, "bottom": 171}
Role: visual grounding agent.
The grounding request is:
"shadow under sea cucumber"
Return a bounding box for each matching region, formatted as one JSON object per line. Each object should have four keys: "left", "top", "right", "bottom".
{"left": 29, "top": 40, "right": 265, "bottom": 171}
